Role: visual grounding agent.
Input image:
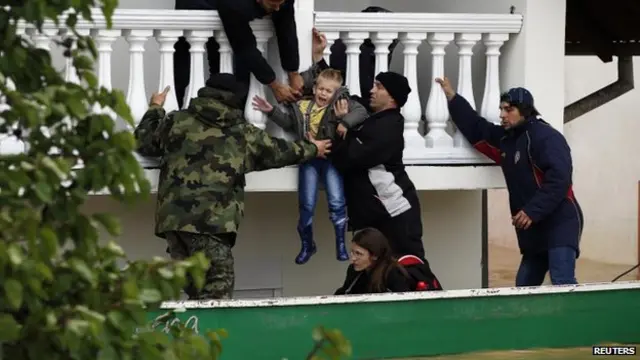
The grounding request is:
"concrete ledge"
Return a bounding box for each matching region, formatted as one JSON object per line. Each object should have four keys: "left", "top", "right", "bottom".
{"left": 90, "top": 165, "right": 506, "bottom": 195}
{"left": 146, "top": 281, "right": 640, "bottom": 359}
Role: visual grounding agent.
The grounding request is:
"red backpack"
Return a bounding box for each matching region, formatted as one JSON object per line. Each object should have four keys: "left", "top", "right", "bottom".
{"left": 398, "top": 255, "right": 443, "bottom": 291}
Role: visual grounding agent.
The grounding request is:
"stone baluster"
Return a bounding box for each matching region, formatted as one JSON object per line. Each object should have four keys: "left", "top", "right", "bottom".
{"left": 0, "top": 78, "right": 23, "bottom": 155}
{"left": 453, "top": 33, "right": 481, "bottom": 148}
{"left": 91, "top": 29, "right": 121, "bottom": 116}
{"left": 31, "top": 28, "right": 59, "bottom": 50}
{"left": 124, "top": 29, "right": 152, "bottom": 127}
{"left": 64, "top": 29, "right": 90, "bottom": 84}
{"left": 342, "top": 32, "right": 368, "bottom": 97}
{"left": 371, "top": 32, "right": 397, "bottom": 75}
{"left": 480, "top": 33, "right": 508, "bottom": 125}
{"left": 424, "top": 33, "right": 454, "bottom": 148}
{"left": 399, "top": 32, "right": 426, "bottom": 160}
{"left": 155, "top": 30, "right": 182, "bottom": 113}
{"left": 244, "top": 30, "right": 272, "bottom": 130}
{"left": 322, "top": 32, "right": 340, "bottom": 65}
{"left": 215, "top": 31, "right": 233, "bottom": 73}
{"left": 183, "top": 30, "right": 214, "bottom": 109}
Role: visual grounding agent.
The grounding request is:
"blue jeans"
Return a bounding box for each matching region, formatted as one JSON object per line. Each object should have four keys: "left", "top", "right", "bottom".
{"left": 297, "top": 158, "right": 347, "bottom": 242}
{"left": 515, "top": 246, "right": 578, "bottom": 286}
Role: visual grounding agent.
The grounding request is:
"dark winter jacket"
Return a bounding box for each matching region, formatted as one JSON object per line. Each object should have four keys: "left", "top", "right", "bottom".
{"left": 331, "top": 107, "right": 420, "bottom": 230}
{"left": 334, "top": 264, "right": 411, "bottom": 295}
{"left": 175, "top": 0, "right": 216, "bottom": 9}
{"left": 448, "top": 94, "right": 584, "bottom": 255}
{"left": 217, "top": 0, "right": 298, "bottom": 85}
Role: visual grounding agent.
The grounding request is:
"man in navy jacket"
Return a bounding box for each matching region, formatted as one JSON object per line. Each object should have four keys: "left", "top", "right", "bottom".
{"left": 436, "top": 77, "right": 583, "bottom": 287}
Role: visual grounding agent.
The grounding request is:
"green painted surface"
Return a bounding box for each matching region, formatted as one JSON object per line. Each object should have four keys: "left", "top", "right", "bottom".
{"left": 147, "top": 287, "right": 640, "bottom": 359}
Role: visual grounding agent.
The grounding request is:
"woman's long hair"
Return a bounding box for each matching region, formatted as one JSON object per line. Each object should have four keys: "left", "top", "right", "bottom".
{"left": 352, "top": 228, "right": 408, "bottom": 292}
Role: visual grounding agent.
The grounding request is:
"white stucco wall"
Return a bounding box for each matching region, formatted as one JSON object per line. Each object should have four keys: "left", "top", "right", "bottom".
{"left": 489, "top": 56, "right": 640, "bottom": 267}
{"left": 86, "top": 191, "right": 482, "bottom": 297}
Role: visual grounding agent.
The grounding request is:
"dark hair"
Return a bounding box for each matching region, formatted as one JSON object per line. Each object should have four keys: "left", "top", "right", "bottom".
{"left": 352, "top": 228, "right": 408, "bottom": 292}
{"left": 499, "top": 93, "right": 539, "bottom": 117}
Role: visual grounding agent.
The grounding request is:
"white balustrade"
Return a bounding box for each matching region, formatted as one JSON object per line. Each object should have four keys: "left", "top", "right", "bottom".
{"left": 0, "top": 9, "right": 523, "bottom": 167}
{"left": 315, "top": 11, "right": 522, "bottom": 164}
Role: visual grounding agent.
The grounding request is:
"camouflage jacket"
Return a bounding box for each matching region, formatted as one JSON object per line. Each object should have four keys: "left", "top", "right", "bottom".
{"left": 134, "top": 86, "right": 318, "bottom": 239}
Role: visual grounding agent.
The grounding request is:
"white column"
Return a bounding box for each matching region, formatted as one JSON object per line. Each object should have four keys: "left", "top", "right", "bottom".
{"left": 215, "top": 31, "right": 233, "bottom": 74}
{"left": 64, "top": 29, "right": 90, "bottom": 84}
{"left": 31, "top": 28, "right": 59, "bottom": 50}
{"left": 371, "top": 32, "right": 397, "bottom": 75}
{"left": 342, "top": 32, "right": 368, "bottom": 97}
{"left": 424, "top": 32, "right": 454, "bottom": 148}
{"left": 244, "top": 30, "right": 272, "bottom": 130}
{"left": 124, "top": 29, "right": 152, "bottom": 128}
{"left": 183, "top": 30, "right": 214, "bottom": 108}
{"left": 91, "top": 29, "right": 121, "bottom": 116}
{"left": 155, "top": 30, "right": 182, "bottom": 113}
{"left": 0, "top": 78, "right": 23, "bottom": 155}
{"left": 399, "top": 32, "right": 426, "bottom": 160}
{"left": 453, "top": 33, "right": 481, "bottom": 148}
{"left": 480, "top": 33, "right": 508, "bottom": 125}
{"left": 322, "top": 32, "right": 340, "bottom": 65}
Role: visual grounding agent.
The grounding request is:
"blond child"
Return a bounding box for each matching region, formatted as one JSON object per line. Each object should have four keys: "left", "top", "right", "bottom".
{"left": 252, "top": 69, "right": 368, "bottom": 264}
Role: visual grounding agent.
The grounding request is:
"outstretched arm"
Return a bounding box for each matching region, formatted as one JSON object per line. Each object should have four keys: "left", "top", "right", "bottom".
{"left": 447, "top": 94, "right": 505, "bottom": 164}
{"left": 134, "top": 105, "right": 174, "bottom": 158}
{"left": 218, "top": 2, "right": 276, "bottom": 85}
{"left": 243, "top": 124, "right": 317, "bottom": 172}
{"left": 271, "top": 0, "right": 300, "bottom": 76}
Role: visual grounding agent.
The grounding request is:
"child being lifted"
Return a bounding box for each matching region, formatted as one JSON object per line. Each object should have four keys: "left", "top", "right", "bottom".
{"left": 252, "top": 65, "right": 368, "bottom": 265}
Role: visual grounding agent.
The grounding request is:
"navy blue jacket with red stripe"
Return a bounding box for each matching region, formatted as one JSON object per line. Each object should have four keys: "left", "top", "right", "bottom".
{"left": 448, "top": 94, "right": 583, "bottom": 256}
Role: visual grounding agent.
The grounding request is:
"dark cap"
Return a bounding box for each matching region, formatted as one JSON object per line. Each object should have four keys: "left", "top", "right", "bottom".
{"left": 205, "top": 73, "right": 249, "bottom": 105}
{"left": 375, "top": 71, "right": 411, "bottom": 108}
{"left": 501, "top": 87, "right": 539, "bottom": 116}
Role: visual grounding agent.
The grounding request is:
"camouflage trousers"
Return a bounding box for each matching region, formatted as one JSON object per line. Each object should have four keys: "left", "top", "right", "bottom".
{"left": 165, "top": 231, "right": 235, "bottom": 300}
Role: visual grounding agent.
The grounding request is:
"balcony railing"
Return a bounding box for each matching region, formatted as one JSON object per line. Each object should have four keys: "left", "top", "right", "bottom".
{"left": 0, "top": 8, "right": 522, "bottom": 165}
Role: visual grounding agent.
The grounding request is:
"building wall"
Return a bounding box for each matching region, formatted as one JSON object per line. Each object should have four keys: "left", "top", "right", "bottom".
{"left": 489, "top": 56, "right": 640, "bottom": 267}
{"left": 85, "top": 191, "right": 482, "bottom": 297}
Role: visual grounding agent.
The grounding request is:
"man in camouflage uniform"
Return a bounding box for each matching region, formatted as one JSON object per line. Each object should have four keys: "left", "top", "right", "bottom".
{"left": 134, "top": 73, "right": 331, "bottom": 300}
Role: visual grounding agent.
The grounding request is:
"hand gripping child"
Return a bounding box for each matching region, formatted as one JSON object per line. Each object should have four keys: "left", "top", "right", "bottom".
{"left": 252, "top": 68, "right": 369, "bottom": 264}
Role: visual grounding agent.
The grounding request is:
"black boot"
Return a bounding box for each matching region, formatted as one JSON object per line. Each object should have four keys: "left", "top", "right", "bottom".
{"left": 295, "top": 224, "right": 317, "bottom": 264}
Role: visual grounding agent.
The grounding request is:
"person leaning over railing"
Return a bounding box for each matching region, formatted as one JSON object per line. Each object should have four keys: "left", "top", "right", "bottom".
{"left": 217, "top": 0, "right": 303, "bottom": 103}
{"left": 436, "top": 76, "right": 584, "bottom": 287}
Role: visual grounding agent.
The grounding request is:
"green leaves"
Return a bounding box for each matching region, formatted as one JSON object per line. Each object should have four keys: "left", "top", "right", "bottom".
{"left": 0, "top": 1, "right": 219, "bottom": 359}
{"left": 0, "top": 314, "right": 22, "bottom": 342}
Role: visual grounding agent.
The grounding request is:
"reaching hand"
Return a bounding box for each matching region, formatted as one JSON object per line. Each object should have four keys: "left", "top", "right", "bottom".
{"left": 289, "top": 72, "right": 304, "bottom": 94}
{"left": 312, "top": 28, "right": 327, "bottom": 63}
{"left": 150, "top": 86, "right": 170, "bottom": 107}
{"left": 252, "top": 95, "right": 273, "bottom": 113}
{"left": 333, "top": 99, "right": 349, "bottom": 118}
{"left": 435, "top": 77, "right": 456, "bottom": 101}
{"left": 270, "top": 81, "right": 301, "bottom": 103}
{"left": 336, "top": 123, "right": 348, "bottom": 139}
{"left": 307, "top": 132, "right": 332, "bottom": 158}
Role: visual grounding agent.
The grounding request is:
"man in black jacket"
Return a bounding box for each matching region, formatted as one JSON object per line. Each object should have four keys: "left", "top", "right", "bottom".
{"left": 331, "top": 72, "right": 426, "bottom": 259}
{"left": 218, "top": 0, "right": 302, "bottom": 103}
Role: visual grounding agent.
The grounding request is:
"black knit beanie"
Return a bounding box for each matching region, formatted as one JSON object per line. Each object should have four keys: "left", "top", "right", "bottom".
{"left": 375, "top": 72, "right": 411, "bottom": 108}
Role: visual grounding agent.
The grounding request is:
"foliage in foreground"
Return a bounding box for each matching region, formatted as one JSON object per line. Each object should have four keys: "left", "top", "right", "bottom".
{"left": 0, "top": 0, "right": 352, "bottom": 359}
{"left": 0, "top": 0, "right": 213, "bottom": 358}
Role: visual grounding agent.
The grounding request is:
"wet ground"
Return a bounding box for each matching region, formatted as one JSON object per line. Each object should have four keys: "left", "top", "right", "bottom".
{"left": 488, "top": 244, "right": 637, "bottom": 287}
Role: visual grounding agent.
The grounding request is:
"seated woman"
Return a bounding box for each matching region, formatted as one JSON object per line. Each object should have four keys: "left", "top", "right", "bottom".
{"left": 334, "top": 227, "right": 411, "bottom": 295}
